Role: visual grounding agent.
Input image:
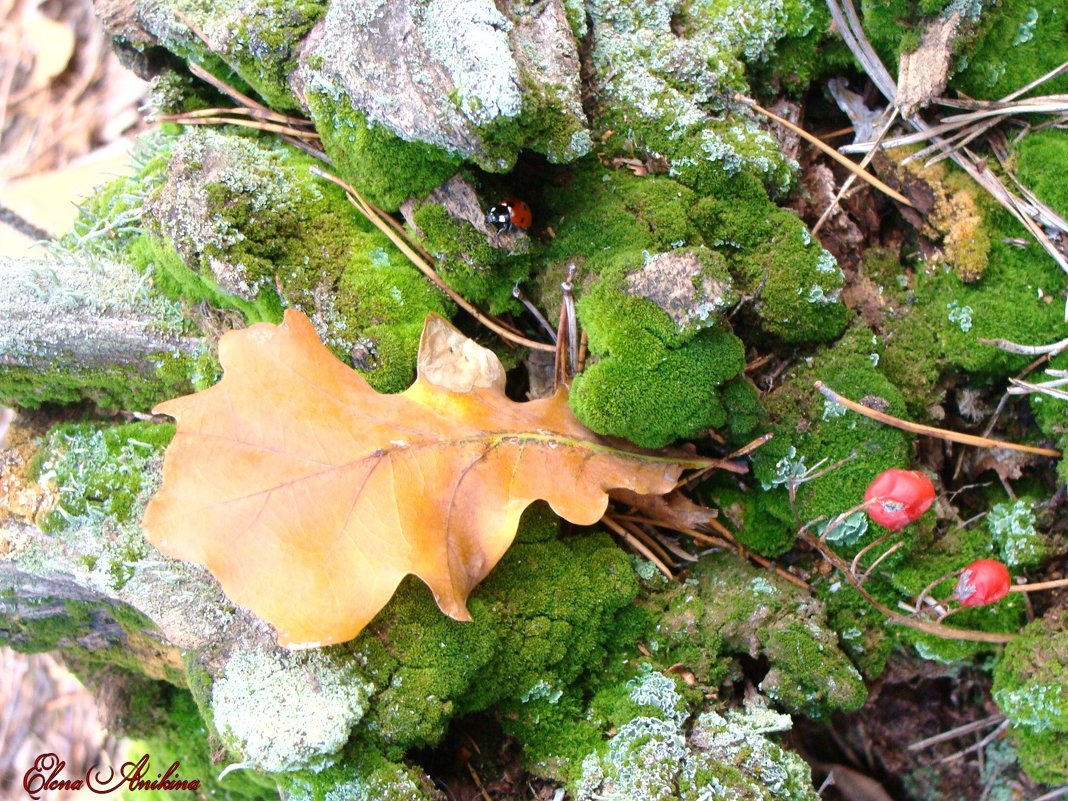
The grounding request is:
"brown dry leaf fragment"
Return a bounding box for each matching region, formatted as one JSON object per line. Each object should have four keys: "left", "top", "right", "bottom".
{"left": 610, "top": 487, "right": 720, "bottom": 531}
{"left": 143, "top": 310, "right": 693, "bottom": 648}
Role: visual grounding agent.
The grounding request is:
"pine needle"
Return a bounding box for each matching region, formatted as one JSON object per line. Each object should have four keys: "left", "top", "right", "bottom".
{"left": 737, "top": 94, "right": 915, "bottom": 208}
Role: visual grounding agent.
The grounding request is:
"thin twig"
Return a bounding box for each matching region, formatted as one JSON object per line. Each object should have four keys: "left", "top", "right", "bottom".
{"left": 602, "top": 514, "right": 673, "bottom": 578}
{"left": 512, "top": 285, "right": 557, "bottom": 342}
{"left": 815, "top": 381, "right": 1061, "bottom": 457}
{"left": 155, "top": 115, "right": 322, "bottom": 139}
{"left": 938, "top": 719, "right": 1010, "bottom": 764}
{"left": 0, "top": 203, "right": 53, "bottom": 241}
{"left": 738, "top": 95, "right": 914, "bottom": 208}
{"left": 979, "top": 335, "right": 1068, "bottom": 357}
{"left": 800, "top": 530, "right": 1016, "bottom": 643}
{"left": 908, "top": 714, "right": 1006, "bottom": 751}
{"left": 156, "top": 105, "right": 315, "bottom": 127}
{"left": 1009, "top": 576, "right": 1068, "bottom": 593}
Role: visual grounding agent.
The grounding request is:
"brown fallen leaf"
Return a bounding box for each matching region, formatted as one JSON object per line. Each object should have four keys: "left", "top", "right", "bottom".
{"left": 143, "top": 310, "right": 700, "bottom": 648}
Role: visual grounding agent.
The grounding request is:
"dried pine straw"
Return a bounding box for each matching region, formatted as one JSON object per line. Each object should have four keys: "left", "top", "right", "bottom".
{"left": 0, "top": 0, "right": 146, "bottom": 180}
{"left": 825, "top": 0, "right": 1068, "bottom": 276}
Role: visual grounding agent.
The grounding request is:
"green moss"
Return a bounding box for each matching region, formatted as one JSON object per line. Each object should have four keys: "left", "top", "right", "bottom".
{"left": 541, "top": 166, "right": 706, "bottom": 276}
{"left": 571, "top": 315, "right": 744, "bottom": 447}
{"left": 147, "top": 69, "right": 224, "bottom": 117}
{"left": 880, "top": 311, "right": 944, "bottom": 417}
{"left": 228, "top": 1, "right": 326, "bottom": 110}
{"left": 134, "top": 128, "right": 455, "bottom": 392}
{"left": 692, "top": 180, "right": 851, "bottom": 344}
{"left": 20, "top": 422, "right": 175, "bottom": 592}
{"left": 585, "top": 0, "right": 803, "bottom": 197}
{"left": 306, "top": 91, "right": 461, "bottom": 211}
{"left": 702, "top": 478, "right": 796, "bottom": 557}
{"left": 126, "top": 689, "right": 276, "bottom": 801}
{"left": 992, "top": 606, "right": 1068, "bottom": 784}
{"left": 282, "top": 745, "right": 441, "bottom": 801}
{"left": 993, "top": 606, "right": 1068, "bottom": 732}
{"left": 306, "top": 505, "right": 644, "bottom": 756}
{"left": 738, "top": 210, "right": 850, "bottom": 343}
{"left": 0, "top": 599, "right": 92, "bottom": 653}
{"left": 0, "top": 358, "right": 196, "bottom": 413}
{"left": 905, "top": 213, "right": 1067, "bottom": 378}
{"left": 987, "top": 497, "right": 1053, "bottom": 569}
{"left": 1014, "top": 129, "right": 1068, "bottom": 221}
{"left": 478, "top": 79, "right": 592, "bottom": 166}
{"left": 130, "top": 235, "right": 278, "bottom": 324}
{"left": 649, "top": 552, "right": 866, "bottom": 718}
{"left": 951, "top": 0, "right": 1068, "bottom": 99}
{"left": 138, "top": 0, "right": 325, "bottom": 112}
{"left": 719, "top": 375, "right": 765, "bottom": 441}
{"left": 752, "top": 332, "right": 912, "bottom": 530}
{"left": 1012, "top": 728, "right": 1068, "bottom": 786}
{"left": 818, "top": 581, "right": 893, "bottom": 678}
{"left": 747, "top": 1, "right": 834, "bottom": 94}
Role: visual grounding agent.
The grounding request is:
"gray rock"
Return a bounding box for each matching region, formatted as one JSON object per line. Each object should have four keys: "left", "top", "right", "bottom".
{"left": 295, "top": 0, "right": 589, "bottom": 169}
{"left": 623, "top": 249, "right": 735, "bottom": 332}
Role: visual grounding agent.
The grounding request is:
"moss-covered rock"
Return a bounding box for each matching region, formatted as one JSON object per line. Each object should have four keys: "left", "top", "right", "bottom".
{"left": 29, "top": 422, "right": 174, "bottom": 590}
{"left": 0, "top": 250, "right": 204, "bottom": 410}
{"left": 296, "top": 0, "right": 590, "bottom": 183}
{"left": 993, "top": 606, "right": 1068, "bottom": 784}
{"left": 570, "top": 251, "right": 746, "bottom": 447}
{"left": 136, "top": 127, "right": 453, "bottom": 392}
{"left": 407, "top": 195, "right": 532, "bottom": 313}
{"left": 585, "top": 0, "right": 811, "bottom": 196}
{"left": 304, "top": 90, "right": 463, "bottom": 212}
{"left": 118, "top": 0, "right": 325, "bottom": 111}
{"left": 651, "top": 553, "right": 868, "bottom": 718}
{"left": 572, "top": 679, "right": 818, "bottom": 801}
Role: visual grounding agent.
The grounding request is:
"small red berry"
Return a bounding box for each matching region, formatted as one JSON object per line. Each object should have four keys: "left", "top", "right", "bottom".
{"left": 955, "top": 559, "right": 1012, "bottom": 607}
{"left": 863, "top": 468, "right": 936, "bottom": 530}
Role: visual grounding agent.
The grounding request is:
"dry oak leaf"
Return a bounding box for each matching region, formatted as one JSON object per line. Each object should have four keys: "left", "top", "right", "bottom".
{"left": 143, "top": 310, "right": 701, "bottom": 648}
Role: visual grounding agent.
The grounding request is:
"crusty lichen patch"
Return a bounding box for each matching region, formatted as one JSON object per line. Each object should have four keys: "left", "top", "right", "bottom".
{"left": 574, "top": 670, "right": 818, "bottom": 801}
{"left": 211, "top": 646, "right": 374, "bottom": 772}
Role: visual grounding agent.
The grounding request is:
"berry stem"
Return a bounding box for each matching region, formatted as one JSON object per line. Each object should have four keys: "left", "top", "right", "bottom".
{"left": 1009, "top": 577, "right": 1068, "bottom": 593}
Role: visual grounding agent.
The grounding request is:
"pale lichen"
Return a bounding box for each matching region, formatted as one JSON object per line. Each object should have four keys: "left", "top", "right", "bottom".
{"left": 212, "top": 647, "right": 374, "bottom": 772}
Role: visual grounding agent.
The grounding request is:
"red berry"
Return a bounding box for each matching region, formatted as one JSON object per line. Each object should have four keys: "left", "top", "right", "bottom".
{"left": 863, "top": 468, "right": 936, "bottom": 530}
{"left": 955, "top": 559, "right": 1012, "bottom": 607}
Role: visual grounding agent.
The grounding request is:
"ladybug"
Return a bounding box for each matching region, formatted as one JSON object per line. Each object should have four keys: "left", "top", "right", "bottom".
{"left": 486, "top": 197, "right": 532, "bottom": 233}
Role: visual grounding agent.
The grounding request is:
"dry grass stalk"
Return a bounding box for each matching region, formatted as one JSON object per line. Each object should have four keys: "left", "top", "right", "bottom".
{"left": 739, "top": 95, "right": 915, "bottom": 208}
